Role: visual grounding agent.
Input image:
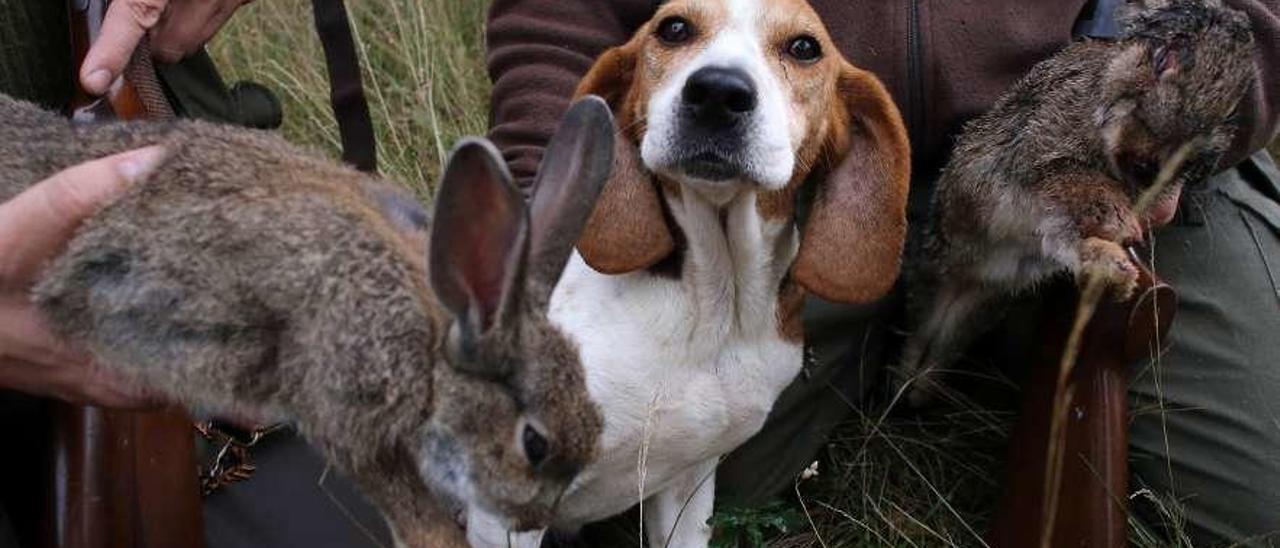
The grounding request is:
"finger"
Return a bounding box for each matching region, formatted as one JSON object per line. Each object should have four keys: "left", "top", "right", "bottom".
{"left": 0, "top": 356, "right": 88, "bottom": 403}
{"left": 83, "top": 362, "right": 162, "bottom": 409}
{"left": 0, "top": 297, "right": 160, "bottom": 409}
{"left": 150, "top": 0, "right": 217, "bottom": 63}
{"left": 151, "top": 0, "right": 242, "bottom": 63}
{"left": 0, "top": 146, "right": 167, "bottom": 285}
{"left": 0, "top": 357, "right": 158, "bottom": 409}
{"left": 0, "top": 297, "right": 89, "bottom": 367}
{"left": 80, "top": 0, "right": 169, "bottom": 95}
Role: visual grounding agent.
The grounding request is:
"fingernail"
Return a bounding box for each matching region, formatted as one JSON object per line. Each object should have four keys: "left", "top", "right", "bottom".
{"left": 117, "top": 146, "right": 168, "bottom": 183}
{"left": 83, "top": 69, "right": 113, "bottom": 95}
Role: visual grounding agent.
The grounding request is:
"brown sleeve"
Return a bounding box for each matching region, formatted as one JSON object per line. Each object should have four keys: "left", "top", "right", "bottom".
{"left": 486, "top": 0, "right": 657, "bottom": 189}
{"left": 1224, "top": 0, "right": 1280, "bottom": 166}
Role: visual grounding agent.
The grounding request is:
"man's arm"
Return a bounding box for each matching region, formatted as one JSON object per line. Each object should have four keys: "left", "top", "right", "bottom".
{"left": 1225, "top": 0, "right": 1279, "bottom": 166}
{"left": 486, "top": 0, "right": 656, "bottom": 188}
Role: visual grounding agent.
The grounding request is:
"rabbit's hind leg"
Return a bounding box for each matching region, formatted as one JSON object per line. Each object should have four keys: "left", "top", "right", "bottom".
{"left": 898, "top": 281, "right": 994, "bottom": 407}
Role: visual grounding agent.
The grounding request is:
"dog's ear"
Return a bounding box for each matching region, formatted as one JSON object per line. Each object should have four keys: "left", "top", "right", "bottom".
{"left": 571, "top": 43, "right": 675, "bottom": 274}
{"left": 793, "top": 64, "right": 911, "bottom": 304}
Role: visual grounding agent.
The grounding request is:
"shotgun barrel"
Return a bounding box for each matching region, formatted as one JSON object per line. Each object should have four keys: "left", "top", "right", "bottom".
{"left": 988, "top": 252, "right": 1177, "bottom": 548}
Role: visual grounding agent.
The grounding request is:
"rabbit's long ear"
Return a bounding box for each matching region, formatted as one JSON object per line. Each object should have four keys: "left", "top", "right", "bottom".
{"left": 572, "top": 43, "right": 675, "bottom": 274}
{"left": 430, "top": 139, "right": 529, "bottom": 339}
{"left": 525, "top": 96, "right": 615, "bottom": 309}
{"left": 792, "top": 64, "right": 911, "bottom": 305}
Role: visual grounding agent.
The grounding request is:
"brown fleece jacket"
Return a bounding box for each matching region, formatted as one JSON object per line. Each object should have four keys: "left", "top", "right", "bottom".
{"left": 486, "top": 0, "right": 1279, "bottom": 190}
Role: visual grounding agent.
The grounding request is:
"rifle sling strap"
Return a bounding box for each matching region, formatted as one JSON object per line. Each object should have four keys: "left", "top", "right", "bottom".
{"left": 311, "top": 0, "right": 378, "bottom": 173}
{"left": 1073, "top": 0, "right": 1123, "bottom": 40}
{"left": 128, "top": 38, "right": 176, "bottom": 120}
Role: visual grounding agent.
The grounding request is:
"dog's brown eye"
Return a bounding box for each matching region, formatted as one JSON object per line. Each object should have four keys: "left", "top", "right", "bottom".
{"left": 656, "top": 17, "right": 694, "bottom": 45}
{"left": 787, "top": 35, "right": 822, "bottom": 62}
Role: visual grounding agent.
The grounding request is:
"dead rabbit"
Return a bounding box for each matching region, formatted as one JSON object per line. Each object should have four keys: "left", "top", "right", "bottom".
{"left": 900, "top": 0, "right": 1256, "bottom": 403}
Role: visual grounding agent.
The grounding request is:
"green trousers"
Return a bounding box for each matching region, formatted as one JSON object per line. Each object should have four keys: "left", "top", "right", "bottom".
{"left": 1127, "top": 152, "right": 1280, "bottom": 546}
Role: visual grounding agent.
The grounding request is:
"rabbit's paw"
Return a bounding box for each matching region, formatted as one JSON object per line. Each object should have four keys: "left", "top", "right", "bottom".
{"left": 895, "top": 346, "right": 939, "bottom": 408}
{"left": 1076, "top": 237, "right": 1137, "bottom": 300}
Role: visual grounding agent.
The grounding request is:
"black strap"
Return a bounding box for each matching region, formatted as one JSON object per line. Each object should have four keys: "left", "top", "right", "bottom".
{"left": 1074, "top": 0, "right": 1124, "bottom": 40}
{"left": 311, "top": 0, "right": 378, "bottom": 173}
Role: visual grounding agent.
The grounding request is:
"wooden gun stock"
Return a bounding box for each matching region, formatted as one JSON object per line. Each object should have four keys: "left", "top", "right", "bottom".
{"left": 43, "top": 2, "right": 203, "bottom": 548}
{"left": 46, "top": 407, "right": 204, "bottom": 548}
{"left": 66, "top": 0, "right": 172, "bottom": 121}
{"left": 989, "top": 252, "right": 1176, "bottom": 547}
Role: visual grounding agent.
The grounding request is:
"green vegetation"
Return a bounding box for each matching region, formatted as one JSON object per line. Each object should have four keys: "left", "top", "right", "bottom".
{"left": 210, "top": 0, "right": 490, "bottom": 201}
{"left": 712, "top": 500, "right": 807, "bottom": 547}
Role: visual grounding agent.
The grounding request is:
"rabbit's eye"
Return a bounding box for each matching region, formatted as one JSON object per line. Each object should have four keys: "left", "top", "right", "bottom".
{"left": 521, "top": 423, "right": 550, "bottom": 467}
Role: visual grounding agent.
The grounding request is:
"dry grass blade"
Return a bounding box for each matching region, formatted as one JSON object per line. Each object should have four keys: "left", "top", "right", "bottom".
{"left": 1039, "top": 141, "right": 1194, "bottom": 546}
{"left": 769, "top": 389, "right": 1012, "bottom": 547}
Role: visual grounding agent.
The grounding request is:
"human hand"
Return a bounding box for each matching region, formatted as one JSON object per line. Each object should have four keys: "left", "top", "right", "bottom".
{"left": 0, "top": 146, "right": 167, "bottom": 407}
{"left": 80, "top": 0, "right": 255, "bottom": 95}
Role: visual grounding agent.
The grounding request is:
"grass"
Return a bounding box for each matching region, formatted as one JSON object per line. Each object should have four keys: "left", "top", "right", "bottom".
{"left": 209, "top": 0, "right": 490, "bottom": 202}
{"left": 210, "top": 4, "right": 1280, "bottom": 547}
{"left": 770, "top": 395, "right": 1013, "bottom": 548}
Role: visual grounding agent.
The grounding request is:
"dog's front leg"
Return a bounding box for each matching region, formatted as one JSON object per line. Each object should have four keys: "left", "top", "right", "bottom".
{"left": 644, "top": 458, "right": 717, "bottom": 548}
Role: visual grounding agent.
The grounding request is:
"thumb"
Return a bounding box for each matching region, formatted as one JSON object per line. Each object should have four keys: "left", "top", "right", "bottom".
{"left": 80, "top": 0, "right": 169, "bottom": 95}
{"left": 0, "top": 146, "right": 168, "bottom": 285}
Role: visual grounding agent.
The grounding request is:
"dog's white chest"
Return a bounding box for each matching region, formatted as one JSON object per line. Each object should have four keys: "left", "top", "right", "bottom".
{"left": 547, "top": 191, "right": 803, "bottom": 527}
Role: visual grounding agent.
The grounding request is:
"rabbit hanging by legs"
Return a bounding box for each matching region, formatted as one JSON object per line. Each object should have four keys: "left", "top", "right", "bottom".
{"left": 899, "top": 0, "right": 1256, "bottom": 404}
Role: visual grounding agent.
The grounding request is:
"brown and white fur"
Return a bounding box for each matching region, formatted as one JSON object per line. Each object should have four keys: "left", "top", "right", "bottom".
{"left": 466, "top": 1, "right": 910, "bottom": 546}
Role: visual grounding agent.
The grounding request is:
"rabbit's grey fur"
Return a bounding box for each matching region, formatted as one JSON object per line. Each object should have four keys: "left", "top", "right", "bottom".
{"left": 0, "top": 94, "right": 609, "bottom": 547}
{"left": 901, "top": 0, "right": 1256, "bottom": 401}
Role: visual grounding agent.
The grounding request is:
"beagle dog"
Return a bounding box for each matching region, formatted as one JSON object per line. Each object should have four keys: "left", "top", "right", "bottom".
{"left": 468, "top": 0, "right": 909, "bottom": 546}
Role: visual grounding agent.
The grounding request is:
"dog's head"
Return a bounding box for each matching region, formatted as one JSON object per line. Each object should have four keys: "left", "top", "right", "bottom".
{"left": 574, "top": 0, "right": 911, "bottom": 304}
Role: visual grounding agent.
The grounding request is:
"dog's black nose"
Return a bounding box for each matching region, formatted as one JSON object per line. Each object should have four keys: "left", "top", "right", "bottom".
{"left": 682, "top": 67, "right": 757, "bottom": 126}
